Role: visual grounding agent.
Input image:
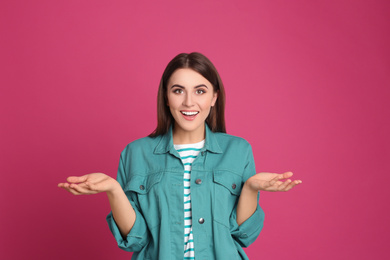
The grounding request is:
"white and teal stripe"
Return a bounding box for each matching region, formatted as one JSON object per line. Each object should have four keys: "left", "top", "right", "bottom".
{"left": 174, "top": 140, "right": 205, "bottom": 260}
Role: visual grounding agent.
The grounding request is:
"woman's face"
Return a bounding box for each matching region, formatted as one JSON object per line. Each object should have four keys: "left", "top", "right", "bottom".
{"left": 167, "top": 68, "right": 218, "bottom": 139}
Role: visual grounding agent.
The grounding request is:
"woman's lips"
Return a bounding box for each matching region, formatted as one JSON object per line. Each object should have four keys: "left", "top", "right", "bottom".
{"left": 181, "top": 111, "right": 199, "bottom": 121}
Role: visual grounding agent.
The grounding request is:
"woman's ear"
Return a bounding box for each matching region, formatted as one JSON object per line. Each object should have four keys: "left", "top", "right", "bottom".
{"left": 211, "top": 90, "right": 219, "bottom": 107}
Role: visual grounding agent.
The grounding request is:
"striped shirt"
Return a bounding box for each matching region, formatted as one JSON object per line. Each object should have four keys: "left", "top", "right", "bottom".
{"left": 174, "top": 140, "right": 205, "bottom": 260}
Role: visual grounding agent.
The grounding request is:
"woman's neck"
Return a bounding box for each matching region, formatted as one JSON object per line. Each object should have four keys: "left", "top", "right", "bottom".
{"left": 172, "top": 124, "right": 205, "bottom": 145}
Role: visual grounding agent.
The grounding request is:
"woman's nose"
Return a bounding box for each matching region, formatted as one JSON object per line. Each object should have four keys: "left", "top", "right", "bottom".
{"left": 183, "top": 94, "right": 194, "bottom": 107}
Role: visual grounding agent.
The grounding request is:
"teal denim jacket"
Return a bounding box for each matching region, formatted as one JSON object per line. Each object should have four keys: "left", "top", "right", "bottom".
{"left": 106, "top": 124, "right": 265, "bottom": 259}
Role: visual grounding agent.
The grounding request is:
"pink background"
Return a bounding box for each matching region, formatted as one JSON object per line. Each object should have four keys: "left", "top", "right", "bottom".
{"left": 1, "top": 0, "right": 389, "bottom": 259}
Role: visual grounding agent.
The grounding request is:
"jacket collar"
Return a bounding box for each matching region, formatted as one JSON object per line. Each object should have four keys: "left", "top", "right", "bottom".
{"left": 154, "top": 123, "right": 223, "bottom": 155}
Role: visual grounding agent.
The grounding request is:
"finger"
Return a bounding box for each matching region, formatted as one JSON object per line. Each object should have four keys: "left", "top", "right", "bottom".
{"left": 69, "top": 183, "right": 96, "bottom": 195}
{"left": 268, "top": 175, "right": 281, "bottom": 186}
{"left": 59, "top": 183, "right": 71, "bottom": 188}
{"left": 67, "top": 175, "right": 88, "bottom": 184}
{"left": 277, "top": 179, "right": 292, "bottom": 191}
{"left": 60, "top": 186, "right": 82, "bottom": 195}
{"left": 283, "top": 180, "right": 302, "bottom": 191}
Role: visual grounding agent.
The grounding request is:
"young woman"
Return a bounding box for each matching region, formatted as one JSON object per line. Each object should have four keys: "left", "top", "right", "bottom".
{"left": 58, "top": 52, "right": 302, "bottom": 259}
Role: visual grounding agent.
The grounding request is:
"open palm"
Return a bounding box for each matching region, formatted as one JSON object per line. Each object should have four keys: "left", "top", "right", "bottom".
{"left": 246, "top": 171, "right": 302, "bottom": 192}
{"left": 58, "top": 172, "right": 119, "bottom": 195}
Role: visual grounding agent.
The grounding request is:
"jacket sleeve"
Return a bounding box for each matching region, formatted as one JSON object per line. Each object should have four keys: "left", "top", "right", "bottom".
{"left": 106, "top": 151, "right": 150, "bottom": 252}
{"left": 229, "top": 143, "right": 265, "bottom": 247}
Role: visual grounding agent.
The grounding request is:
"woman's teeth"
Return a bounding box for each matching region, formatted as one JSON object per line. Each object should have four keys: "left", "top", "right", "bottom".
{"left": 181, "top": 111, "right": 199, "bottom": 116}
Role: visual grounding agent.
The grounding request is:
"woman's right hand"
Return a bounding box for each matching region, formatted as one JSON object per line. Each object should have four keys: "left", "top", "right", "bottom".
{"left": 58, "top": 173, "right": 121, "bottom": 195}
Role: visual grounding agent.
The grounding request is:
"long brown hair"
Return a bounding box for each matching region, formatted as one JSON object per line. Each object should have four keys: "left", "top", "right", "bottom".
{"left": 149, "top": 52, "right": 226, "bottom": 137}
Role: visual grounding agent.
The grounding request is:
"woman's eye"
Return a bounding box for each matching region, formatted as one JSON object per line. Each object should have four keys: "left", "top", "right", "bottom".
{"left": 173, "top": 89, "right": 183, "bottom": 94}
{"left": 196, "top": 89, "right": 206, "bottom": 94}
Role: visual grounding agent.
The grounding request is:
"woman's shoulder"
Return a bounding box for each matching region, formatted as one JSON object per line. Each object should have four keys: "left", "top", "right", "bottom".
{"left": 213, "top": 131, "right": 251, "bottom": 144}
{"left": 121, "top": 135, "right": 161, "bottom": 155}
{"left": 212, "top": 131, "right": 252, "bottom": 150}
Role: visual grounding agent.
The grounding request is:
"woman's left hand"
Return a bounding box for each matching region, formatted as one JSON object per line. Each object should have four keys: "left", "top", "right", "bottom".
{"left": 246, "top": 171, "right": 302, "bottom": 192}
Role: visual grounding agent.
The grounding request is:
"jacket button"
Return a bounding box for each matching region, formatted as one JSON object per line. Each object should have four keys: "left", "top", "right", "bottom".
{"left": 232, "top": 183, "right": 236, "bottom": 189}
{"left": 201, "top": 151, "right": 204, "bottom": 156}
{"left": 139, "top": 185, "right": 145, "bottom": 190}
{"left": 198, "top": 218, "right": 205, "bottom": 224}
{"left": 195, "top": 179, "right": 202, "bottom": 185}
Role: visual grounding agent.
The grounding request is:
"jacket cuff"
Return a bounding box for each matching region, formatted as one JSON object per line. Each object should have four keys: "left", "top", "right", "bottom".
{"left": 230, "top": 204, "right": 265, "bottom": 247}
{"left": 106, "top": 207, "right": 149, "bottom": 252}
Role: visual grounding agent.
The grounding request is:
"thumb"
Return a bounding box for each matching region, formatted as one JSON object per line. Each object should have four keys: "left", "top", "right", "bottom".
{"left": 282, "top": 171, "right": 293, "bottom": 179}
{"left": 67, "top": 175, "right": 88, "bottom": 183}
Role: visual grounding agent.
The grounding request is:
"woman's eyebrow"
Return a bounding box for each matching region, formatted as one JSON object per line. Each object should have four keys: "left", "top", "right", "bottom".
{"left": 194, "top": 84, "right": 208, "bottom": 89}
{"left": 170, "top": 84, "right": 208, "bottom": 89}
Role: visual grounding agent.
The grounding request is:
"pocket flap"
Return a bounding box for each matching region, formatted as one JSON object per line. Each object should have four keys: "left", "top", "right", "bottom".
{"left": 124, "top": 172, "right": 163, "bottom": 194}
{"left": 213, "top": 170, "right": 242, "bottom": 195}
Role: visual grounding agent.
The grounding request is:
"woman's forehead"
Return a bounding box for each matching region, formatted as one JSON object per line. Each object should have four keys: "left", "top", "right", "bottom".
{"left": 168, "top": 68, "right": 212, "bottom": 87}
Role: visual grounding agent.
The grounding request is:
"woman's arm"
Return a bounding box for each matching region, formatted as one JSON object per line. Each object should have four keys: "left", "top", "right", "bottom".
{"left": 105, "top": 181, "right": 136, "bottom": 238}
{"left": 236, "top": 171, "right": 302, "bottom": 225}
{"left": 58, "top": 173, "right": 136, "bottom": 238}
{"left": 236, "top": 182, "right": 258, "bottom": 226}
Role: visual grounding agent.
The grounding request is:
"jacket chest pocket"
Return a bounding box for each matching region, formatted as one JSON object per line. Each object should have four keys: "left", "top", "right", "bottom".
{"left": 123, "top": 172, "right": 163, "bottom": 229}
{"left": 212, "top": 170, "right": 243, "bottom": 226}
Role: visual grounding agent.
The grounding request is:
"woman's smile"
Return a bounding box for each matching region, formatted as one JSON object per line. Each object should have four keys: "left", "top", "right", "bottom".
{"left": 181, "top": 110, "right": 199, "bottom": 120}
